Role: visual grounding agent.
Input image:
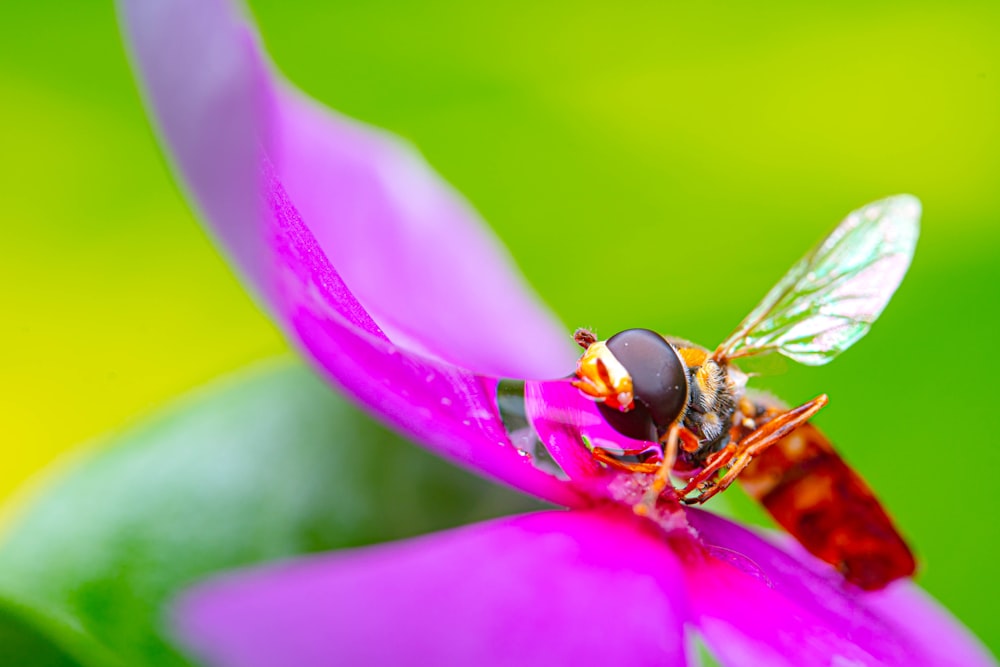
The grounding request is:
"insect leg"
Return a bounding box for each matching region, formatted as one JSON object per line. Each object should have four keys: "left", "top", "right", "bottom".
{"left": 650, "top": 422, "right": 682, "bottom": 496}
{"left": 589, "top": 447, "right": 661, "bottom": 474}
{"left": 633, "top": 423, "right": 686, "bottom": 515}
{"left": 676, "top": 444, "right": 737, "bottom": 497}
{"left": 682, "top": 394, "right": 829, "bottom": 505}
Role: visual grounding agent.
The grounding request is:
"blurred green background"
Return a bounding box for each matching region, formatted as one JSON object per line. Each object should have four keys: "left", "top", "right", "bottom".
{"left": 2, "top": 0, "right": 999, "bottom": 656}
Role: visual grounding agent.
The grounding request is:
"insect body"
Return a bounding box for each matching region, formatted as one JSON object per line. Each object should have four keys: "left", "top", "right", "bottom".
{"left": 571, "top": 195, "right": 921, "bottom": 590}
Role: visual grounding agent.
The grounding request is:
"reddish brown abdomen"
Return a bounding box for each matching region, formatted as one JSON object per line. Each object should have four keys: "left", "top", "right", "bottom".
{"left": 738, "top": 419, "right": 916, "bottom": 590}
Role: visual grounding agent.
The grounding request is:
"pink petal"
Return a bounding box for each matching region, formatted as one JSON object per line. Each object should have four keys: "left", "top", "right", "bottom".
{"left": 117, "top": 0, "right": 575, "bottom": 379}
{"left": 525, "top": 379, "right": 611, "bottom": 481}
{"left": 864, "top": 582, "right": 996, "bottom": 667}
{"left": 685, "top": 509, "right": 995, "bottom": 667}
{"left": 118, "top": 0, "right": 582, "bottom": 502}
{"left": 270, "top": 170, "right": 580, "bottom": 505}
{"left": 172, "top": 510, "right": 690, "bottom": 667}
{"left": 117, "top": 0, "right": 274, "bottom": 303}
{"left": 272, "top": 91, "right": 572, "bottom": 378}
{"left": 524, "top": 378, "right": 663, "bottom": 501}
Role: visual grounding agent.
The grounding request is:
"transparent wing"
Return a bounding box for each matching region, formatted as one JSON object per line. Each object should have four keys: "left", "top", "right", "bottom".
{"left": 714, "top": 195, "right": 920, "bottom": 366}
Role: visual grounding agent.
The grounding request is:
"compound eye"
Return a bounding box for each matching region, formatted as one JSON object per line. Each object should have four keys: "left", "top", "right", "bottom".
{"left": 601, "top": 328, "right": 688, "bottom": 437}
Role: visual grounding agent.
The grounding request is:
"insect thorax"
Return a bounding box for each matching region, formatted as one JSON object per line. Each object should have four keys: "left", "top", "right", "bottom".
{"left": 674, "top": 346, "right": 739, "bottom": 463}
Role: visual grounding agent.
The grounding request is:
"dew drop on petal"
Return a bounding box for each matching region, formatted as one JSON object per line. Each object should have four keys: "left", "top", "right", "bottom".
{"left": 706, "top": 545, "right": 773, "bottom": 588}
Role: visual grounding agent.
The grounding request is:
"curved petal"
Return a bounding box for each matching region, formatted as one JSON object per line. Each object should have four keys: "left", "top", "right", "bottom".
{"left": 273, "top": 91, "right": 573, "bottom": 378}
{"left": 523, "top": 378, "right": 664, "bottom": 503}
{"left": 685, "top": 510, "right": 995, "bottom": 667}
{"left": 117, "top": 0, "right": 581, "bottom": 502}
{"left": 116, "top": 0, "right": 274, "bottom": 304}
{"left": 270, "top": 172, "right": 580, "bottom": 504}
{"left": 525, "top": 379, "right": 611, "bottom": 481}
{"left": 117, "top": 0, "right": 574, "bottom": 379}
{"left": 864, "top": 581, "right": 995, "bottom": 667}
{"left": 172, "top": 510, "right": 690, "bottom": 667}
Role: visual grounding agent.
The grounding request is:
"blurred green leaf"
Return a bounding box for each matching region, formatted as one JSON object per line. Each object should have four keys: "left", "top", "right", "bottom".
{"left": 0, "top": 614, "right": 81, "bottom": 667}
{"left": 0, "top": 360, "right": 545, "bottom": 667}
{"left": 0, "top": 593, "right": 110, "bottom": 667}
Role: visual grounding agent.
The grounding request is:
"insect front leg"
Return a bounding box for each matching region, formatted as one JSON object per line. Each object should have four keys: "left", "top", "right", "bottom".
{"left": 681, "top": 394, "right": 829, "bottom": 505}
{"left": 590, "top": 447, "right": 662, "bottom": 474}
{"left": 631, "top": 424, "right": 684, "bottom": 515}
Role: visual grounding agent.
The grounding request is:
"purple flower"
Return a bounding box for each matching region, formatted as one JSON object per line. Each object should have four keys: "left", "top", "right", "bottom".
{"left": 118, "top": 0, "right": 993, "bottom": 665}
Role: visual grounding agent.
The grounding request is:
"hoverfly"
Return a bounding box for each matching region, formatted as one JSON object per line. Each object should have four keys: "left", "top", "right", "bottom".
{"left": 571, "top": 195, "right": 919, "bottom": 590}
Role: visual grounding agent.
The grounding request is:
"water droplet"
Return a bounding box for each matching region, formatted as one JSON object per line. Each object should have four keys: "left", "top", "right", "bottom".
{"left": 440, "top": 397, "right": 453, "bottom": 407}
{"left": 706, "top": 546, "right": 773, "bottom": 588}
